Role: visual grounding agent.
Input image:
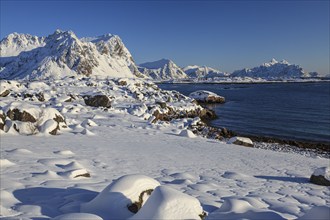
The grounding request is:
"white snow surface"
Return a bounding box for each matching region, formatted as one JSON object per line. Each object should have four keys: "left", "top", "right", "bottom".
{"left": 0, "top": 77, "right": 329, "bottom": 219}
{"left": 183, "top": 65, "right": 229, "bottom": 78}
{"left": 228, "top": 136, "right": 254, "bottom": 145}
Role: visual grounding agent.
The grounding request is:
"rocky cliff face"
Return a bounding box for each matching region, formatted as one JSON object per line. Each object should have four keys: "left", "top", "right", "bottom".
{"left": 0, "top": 30, "right": 143, "bottom": 80}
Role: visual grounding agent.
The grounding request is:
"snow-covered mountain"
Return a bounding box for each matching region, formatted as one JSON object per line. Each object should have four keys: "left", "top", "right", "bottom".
{"left": 230, "top": 58, "right": 316, "bottom": 79}
{"left": 138, "top": 59, "right": 188, "bottom": 81}
{"left": 183, "top": 65, "right": 229, "bottom": 78}
{"left": 0, "top": 30, "right": 143, "bottom": 80}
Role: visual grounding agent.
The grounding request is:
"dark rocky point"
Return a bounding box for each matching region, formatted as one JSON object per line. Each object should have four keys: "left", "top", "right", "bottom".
{"left": 84, "top": 95, "right": 112, "bottom": 108}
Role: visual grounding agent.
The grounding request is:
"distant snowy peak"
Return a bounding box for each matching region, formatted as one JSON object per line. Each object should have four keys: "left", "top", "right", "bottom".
{"left": 0, "top": 30, "right": 143, "bottom": 80}
{"left": 231, "top": 59, "right": 314, "bottom": 79}
{"left": 0, "top": 32, "right": 45, "bottom": 56}
{"left": 138, "top": 59, "right": 188, "bottom": 80}
{"left": 183, "top": 65, "right": 228, "bottom": 78}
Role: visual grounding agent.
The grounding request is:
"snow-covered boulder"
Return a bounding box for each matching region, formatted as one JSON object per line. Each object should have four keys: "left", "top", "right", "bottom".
{"left": 81, "top": 174, "right": 160, "bottom": 219}
{"left": 131, "top": 185, "right": 204, "bottom": 220}
{"left": 189, "top": 90, "right": 225, "bottom": 104}
{"left": 228, "top": 136, "right": 253, "bottom": 147}
{"left": 1, "top": 102, "right": 66, "bottom": 135}
{"left": 310, "top": 167, "right": 330, "bottom": 186}
{"left": 179, "top": 129, "right": 197, "bottom": 138}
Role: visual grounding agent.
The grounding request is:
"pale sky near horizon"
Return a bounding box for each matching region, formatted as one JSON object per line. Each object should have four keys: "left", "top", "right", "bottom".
{"left": 1, "top": 0, "right": 329, "bottom": 74}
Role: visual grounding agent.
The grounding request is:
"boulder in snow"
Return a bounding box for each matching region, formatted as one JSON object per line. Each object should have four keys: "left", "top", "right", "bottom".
{"left": 131, "top": 185, "right": 205, "bottom": 220}
{"left": 179, "top": 129, "right": 197, "bottom": 138}
{"left": 84, "top": 94, "right": 111, "bottom": 108}
{"left": 310, "top": 167, "right": 330, "bottom": 186}
{"left": 189, "top": 90, "right": 225, "bottom": 104}
{"left": 81, "top": 174, "right": 160, "bottom": 219}
{"left": 228, "top": 136, "right": 253, "bottom": 147}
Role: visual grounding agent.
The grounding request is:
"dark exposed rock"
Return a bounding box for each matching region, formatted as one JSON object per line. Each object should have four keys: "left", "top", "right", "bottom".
{"left": 156, "top": 101, "right": 167, "bottom": 109}
{"left": 204, "top": 95, "right": 225, "bottom": 104}
{"left": 310, "top": 175, "right": 330, "bottom": 186}
{"left": 127, "top": 189, "right": 154, "bottom": 213}
{"left": 118, "top": 80, "right": 127, "bottom": 86}
{"left": 152, "top": 106, "right": 217, "bottom": 123}
{"left": 36, "top": 92, "right": 45, "bottom": 102}
{"left": 74, "top": 172, "right": 91, "bottom": 178}
{"left": 6, "top": 109, "right": 37, "bottom": 123}
{"left": 84, "top": 95, "right": 111, "bottom": 108}
{"left": 0, "top": 89, "right": 10, "bottom": 97}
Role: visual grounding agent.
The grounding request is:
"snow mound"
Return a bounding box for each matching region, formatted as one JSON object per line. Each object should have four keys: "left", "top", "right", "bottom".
{"left": 0, "top": 159, "right": 16, "bottom": 167}
{"left": 53, "top": 213, "right": 103, "bottom": 220}
{"left": 131, "top": 185, "right": 204, "bottom": 220}
{"left": 207, "top": 197, "right": 285, "bottom": 219}
{"left": 81, "top": 119, "right": 98, "bottom": 127}
{"left": 53, "top": 150, "right": 75, "bottom": 155}
{"left": 179, "top": 129, "right": 197, "bottom": 138}
{"left": 57, "top": 168, "right": 90, "bottom": 179}
{"left": 81, "top": 174, "right": 161, "bottom": 219}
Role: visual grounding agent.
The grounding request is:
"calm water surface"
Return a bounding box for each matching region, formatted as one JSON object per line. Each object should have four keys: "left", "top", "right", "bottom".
{"left": 158, "top": 82, "right": 330, "bottom": 143}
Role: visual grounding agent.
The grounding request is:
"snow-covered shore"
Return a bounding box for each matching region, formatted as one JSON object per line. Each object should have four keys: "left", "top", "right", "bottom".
{"left": 1, "top": 77, "right": 329, "bottom": 219}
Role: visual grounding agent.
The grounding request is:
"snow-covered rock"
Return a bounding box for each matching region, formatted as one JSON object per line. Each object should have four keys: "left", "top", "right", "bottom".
{"left": 1, "top": 102, "right": 66, "bottom": 135}
{"left": 310, "top": 167, "right": 330, "bottom": 186}
{"left": 228, "top": 136, "right": 253, "bottom": 147}
{"left": 138, "top": 59, "right": 188, "bottom": 81}
{"left": 189, "top": 90, "right": 225, "bottom": 103}
{"left": 179, "top": 129, "right": 197, "bottom": 138}
{"left": 131, "top": 185, "right": 204, "bottom": 220}
{"left": 0, "top": 30, "right": 143, "bottom": 80}
{"left": 81, "top": 174, "right": 160, "bottom": 219}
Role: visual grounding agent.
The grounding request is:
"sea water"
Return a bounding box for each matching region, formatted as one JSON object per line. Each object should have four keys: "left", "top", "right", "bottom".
{"left": 159, "top": 82, "right": 330, "bottom": 143}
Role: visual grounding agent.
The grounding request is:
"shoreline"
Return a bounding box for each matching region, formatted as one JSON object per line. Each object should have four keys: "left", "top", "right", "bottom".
{"left": 156, "top": 79, "right": 330, "bottom": 85}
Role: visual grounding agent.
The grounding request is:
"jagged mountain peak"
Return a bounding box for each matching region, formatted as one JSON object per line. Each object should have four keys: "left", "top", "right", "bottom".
{"left": 183, "top": 65, "right": 228, "bottom": 78}
{"left": 138, "top": 59, "right": 187, "bottom": 80}
{"left": 0, "top": 30, "right": 143, "bottom": 80}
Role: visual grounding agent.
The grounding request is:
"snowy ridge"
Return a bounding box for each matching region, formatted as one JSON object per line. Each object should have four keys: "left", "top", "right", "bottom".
{"left": 138, "top": 59, "right": 188, "bottom": 81}
{"left": 230, "top": 58, "right": 313, "bottom": 79}
{"left": 183, "top": 65, "right": 228, "bottom": 78}
{"left": 0, "top": 30, "right": 143, "bottom": 80}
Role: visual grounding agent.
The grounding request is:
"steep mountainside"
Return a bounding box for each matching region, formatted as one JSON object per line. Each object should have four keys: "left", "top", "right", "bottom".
{"left": 0, "top": 30, "right": 143, "bottom": 80}
{"left": 138, "top": 59, "right": 188, "bottom": 80}
{"left": 183, "top": 65, "right": 228, "bottom": 78}
{"left": 230, "top": 58, "right": 314, "bottom": 79}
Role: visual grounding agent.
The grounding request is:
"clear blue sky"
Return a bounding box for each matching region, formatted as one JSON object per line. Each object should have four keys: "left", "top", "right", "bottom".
{"left": 1, "top": 0, "right": 329, "bottom": 74}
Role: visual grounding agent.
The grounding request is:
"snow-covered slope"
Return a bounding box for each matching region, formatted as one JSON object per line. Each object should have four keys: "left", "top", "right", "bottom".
{"left": 230, "top": 58, "right": 316, "bottom": 79}
{"left": 183, "top": 65, "right": 228, "bottom": 78}
{"left": 138, "top": 59, "right": 188, "bottom": 81}
{"left": 0, "top": 30, "right": 143, "bottom": 80}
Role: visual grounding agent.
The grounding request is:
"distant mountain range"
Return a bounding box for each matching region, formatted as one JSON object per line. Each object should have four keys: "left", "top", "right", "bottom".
{"left": 0, "top": 30, "right": 326, "bottom": 81}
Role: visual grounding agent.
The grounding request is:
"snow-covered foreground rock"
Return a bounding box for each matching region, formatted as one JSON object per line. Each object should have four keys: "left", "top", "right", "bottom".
{"left": 1, "top": 77, "right": 329, "bottom": 219}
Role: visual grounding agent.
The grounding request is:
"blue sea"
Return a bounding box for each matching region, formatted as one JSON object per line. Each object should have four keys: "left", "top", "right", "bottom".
{"left": 158, "top": 82, "right": 330, "bottom": 143}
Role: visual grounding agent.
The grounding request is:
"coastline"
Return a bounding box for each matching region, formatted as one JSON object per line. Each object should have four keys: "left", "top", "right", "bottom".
{"left": 156, "top": 79, "right": 330, "bottom": 85}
